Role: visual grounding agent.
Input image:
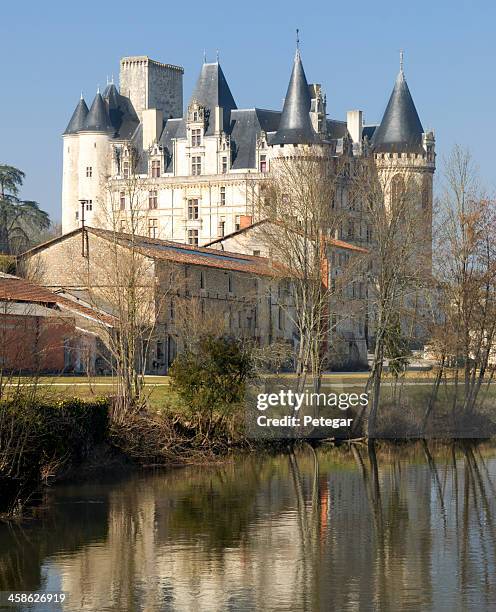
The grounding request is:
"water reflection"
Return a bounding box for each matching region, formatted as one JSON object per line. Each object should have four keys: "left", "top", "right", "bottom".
{"left": 1, "top": 443, "right": 496, "bottom": 611}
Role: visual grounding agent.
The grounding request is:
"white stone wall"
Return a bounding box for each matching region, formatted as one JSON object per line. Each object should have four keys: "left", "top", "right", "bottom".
{"left": 61, "top": 134, "right": 80, "bottom": 233}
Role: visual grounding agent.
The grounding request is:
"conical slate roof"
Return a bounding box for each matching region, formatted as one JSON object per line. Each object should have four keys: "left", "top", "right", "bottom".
{"left": 271, "top": 50, "right": 319, "bottom": 146}
{"left": 83, "top": 92, "right": 113, "bottom": 133}
{"left": 63, "top": 97, "right": 89, "bottom": 135}
{"left": 372, "top": 70, "right": 424, "bottom": 153}
{"left": 188, "top": 62, "right": 237, "bottom": 135}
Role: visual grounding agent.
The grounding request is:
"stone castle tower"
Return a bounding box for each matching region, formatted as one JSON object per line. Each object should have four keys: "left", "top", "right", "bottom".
{"left": 61, "top": 49, "right": 434, "bottom": 255}
{"left": 370, "top": 58, "right": 436, "bottom": 271}
{"left": 62, "top": 58, "right": 183, "bottom": 233}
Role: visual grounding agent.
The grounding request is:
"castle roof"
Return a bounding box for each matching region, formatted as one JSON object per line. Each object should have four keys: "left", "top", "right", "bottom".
{"left": 230, "top": 108, "right": 280, "bottom": 169}
{"left": 186, "top": 62, "right": 237, "bottom": 136}
{"left": 83, "top": 92, "right": 113, "bottom": 133}
{"left": 271, "top": 50, "right": 319, "bottom": 146}
{"left": 371, "top": 69, "right": 424, "bottom": 153}
{"left": 103, "top": 83, "right": 139, "bottom": 139}
{"left": 63, "top": 97, "right": 89, "bottom": 135}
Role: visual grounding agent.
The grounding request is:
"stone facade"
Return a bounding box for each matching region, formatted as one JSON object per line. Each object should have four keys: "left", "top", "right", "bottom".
{"left": 119, "top": 56, "right": 183, "bottom": 120}
{"left": 24, "top": 228, "right": 295, "bottom": 374}
{"left": 62, "top": 53, "right": 435, "bottom": 252}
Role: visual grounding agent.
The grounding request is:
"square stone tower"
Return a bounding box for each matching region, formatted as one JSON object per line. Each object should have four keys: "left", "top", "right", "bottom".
{"left": 119, "top": 56, "right": 184, "bottom": 120}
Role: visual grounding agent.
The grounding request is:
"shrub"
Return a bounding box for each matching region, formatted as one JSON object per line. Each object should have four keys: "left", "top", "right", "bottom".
{"left": 169, "top": 335, "right": 253, "bottom": 436}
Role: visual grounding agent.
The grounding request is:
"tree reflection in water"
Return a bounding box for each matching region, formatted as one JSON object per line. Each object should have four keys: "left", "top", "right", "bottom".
{"left": 0, "top": 444, "right": 495, "bottom": 611}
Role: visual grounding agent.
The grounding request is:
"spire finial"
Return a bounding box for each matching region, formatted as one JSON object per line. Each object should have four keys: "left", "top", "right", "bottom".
{"left": 97, "top": 85, "right": 100, "bottom": 94}
{"left": 296, "top": 28, "right": 300, "bottom": 50}
{"left": 111, "top": 74, "right": 114, "bottom": 84}
{"left": 80, "top": 91, "right": 84, "bottom": 100}
{"left": 400, "top": 49, "right": 404, "bottom": 73}
{"left": 203, "top": 49, "right": 206, "bottom": 63}
{"left": 216, "top": 49, "right": 219, "bottom": 62}
{"left": 106, "top": 75, "right": 109, "bottom": 85}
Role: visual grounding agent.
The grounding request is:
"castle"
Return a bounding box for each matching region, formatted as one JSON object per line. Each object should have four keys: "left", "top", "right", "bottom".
{"left": 61, "top": 47, "right": 435, "bottom": 250}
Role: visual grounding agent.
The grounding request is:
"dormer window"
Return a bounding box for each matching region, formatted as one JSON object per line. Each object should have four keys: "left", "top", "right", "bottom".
{"left": 187, "top": 101, "right": 206, "bottom": 125}
{"left": 221, "top": 157, "right": 228, "bottom": 174}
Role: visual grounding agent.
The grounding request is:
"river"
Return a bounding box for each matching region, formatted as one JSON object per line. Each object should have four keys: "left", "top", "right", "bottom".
{"left": 0, "top": 442, "right": 495, "bottom": 611}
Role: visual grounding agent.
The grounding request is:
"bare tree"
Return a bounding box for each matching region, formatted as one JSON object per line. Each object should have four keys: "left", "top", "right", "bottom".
{"left": 69, "top": 143, "right": 178, "bottom": 416}
{"left": 254, "top": 149, "right": 362, "bottom": 392}
{"left": 350, "top": 155, "right": 431, "bottom": 434}
{"left": 428, "top": 146, "right": 496, "bottom": 417}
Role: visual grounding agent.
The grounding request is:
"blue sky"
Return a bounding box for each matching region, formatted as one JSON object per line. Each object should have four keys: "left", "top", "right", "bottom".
{"left": 0, "top": 0, "right": 494, "bottom": 222}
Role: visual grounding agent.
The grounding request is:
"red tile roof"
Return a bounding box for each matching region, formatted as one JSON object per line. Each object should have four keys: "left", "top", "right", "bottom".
{"left": 204, "top": 219, "right": 369, "bottom": 254}
{"left": 0, "top": 273, "right": 114, "bottom": 326}
{"left": 87, "top": 227, "right": 280, "bottom": 276}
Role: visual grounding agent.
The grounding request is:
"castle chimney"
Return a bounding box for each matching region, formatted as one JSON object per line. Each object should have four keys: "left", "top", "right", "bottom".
{"left": 214, "top": 106, "right": 223, "bottom": 134}
{"left": 347, "top": 110, "right": 363, "bottom": 146}
{"left": 142, "top": 108, "right": 163, "bottom": 149}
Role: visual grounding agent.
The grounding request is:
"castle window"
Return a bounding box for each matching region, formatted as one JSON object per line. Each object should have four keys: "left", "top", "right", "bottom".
{"left": 123, "top": 161, "right": 130, "bottom": 179}
{"left": 148, "top": 218, "right": 158, "bottom": 239}
{"left": 228, "top": 274, "right": 233, "bottom": 293}
{"left": 220, "top": 186, "right": 226, "bottom": 206}
{"left": 218, "top": 218, "right": 225, "bottom": 238}
{"left": 366, "top": 225, "right": 373, "bottom": 242}
{"left": 278, "top": 306, "right": 284, "bottom": 331}
{"left": 75, "top": 211, "right": 79, "bottom": 220}
{"left": 120, "top": 192, "right": 125, "bottom": 210}
{"left": 149, "top": 190, "right": 158, "bottom": 209}
{"left": 259, "top": 155, "right": 267, "bottom": 173}
{"left": 235, "top": 215, "right": 241, "bottom": 231}
{"left": 347, "top": 221, "right": 354, "bottom": 239}
{"left": 86, "top": 201, "right": 93, "bottom": 211}
{"left": 120, "top": 219, "right": 127, "bottom": 232}
{"left": 169, "top": 299, "right": 174, "bottom": 320}
{"left": 221, "top": 157, "right": 228, "bottom": 174}
{"left": 187, "top": 229, "right": 199, "bottom": 246}
{"left": 86, "top": 166, "right": 92, "bottom": 178}
{"left": 192, "top": 156, "right": 201, "bottom": 176}
{"left": 200, "top": 270, "right": 205, "bottom": 289}
{"left": 193, "top": 111, "right": 199, "bottom": 122}
{"left": 191, "top": 129, "right": 202, "bottom": 147}
{"left": 188, "top": 198, "right": 199, "bottom": 220}
{"left": 151, "top": 160, "right": 160, "bottom": 178}
{"left": 253, "top": 250, "right": 260, "bottom": 257}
